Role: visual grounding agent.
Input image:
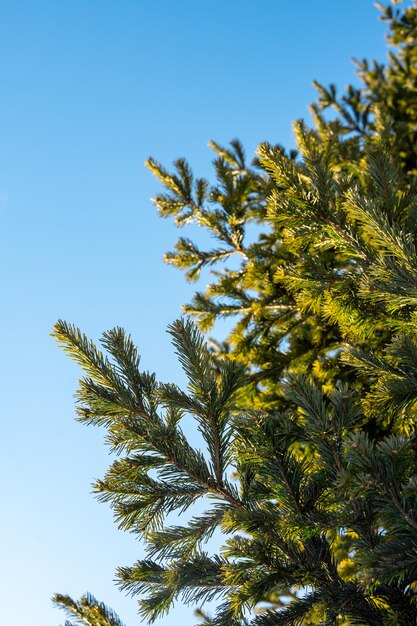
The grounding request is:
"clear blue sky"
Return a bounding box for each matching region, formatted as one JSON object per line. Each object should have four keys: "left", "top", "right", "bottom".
{"left": 0, "top": 2, "right": 392, "bottom": 625}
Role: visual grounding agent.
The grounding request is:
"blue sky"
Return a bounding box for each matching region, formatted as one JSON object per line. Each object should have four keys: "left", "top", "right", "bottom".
{"left": 0, "top": 2, "right": 391, "bottom": 625}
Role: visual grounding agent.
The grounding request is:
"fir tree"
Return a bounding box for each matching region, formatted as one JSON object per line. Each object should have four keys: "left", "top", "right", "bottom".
{"left": 145, "top": 1, "right": 417, "bottom": 411}
{"left": 52, "top": 316, "right": 417, "bottom": 624}
{"left": 54, "top": 2, "right": 417, "bottom": 625}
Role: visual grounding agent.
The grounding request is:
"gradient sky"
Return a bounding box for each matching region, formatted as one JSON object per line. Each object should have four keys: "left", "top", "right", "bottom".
{"left": 0, "top": 2, "right": 393, "bottom": 625}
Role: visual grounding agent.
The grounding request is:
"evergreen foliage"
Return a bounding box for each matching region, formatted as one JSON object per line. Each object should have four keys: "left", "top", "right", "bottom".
{"left": 52, "top": 593, "right": 126, "bottom": 626}
{"left": 146, "top": 1, "right": 417, "bottom": 412}
{"left": 54, "top": 2, "right": 417, "bottom": 625}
